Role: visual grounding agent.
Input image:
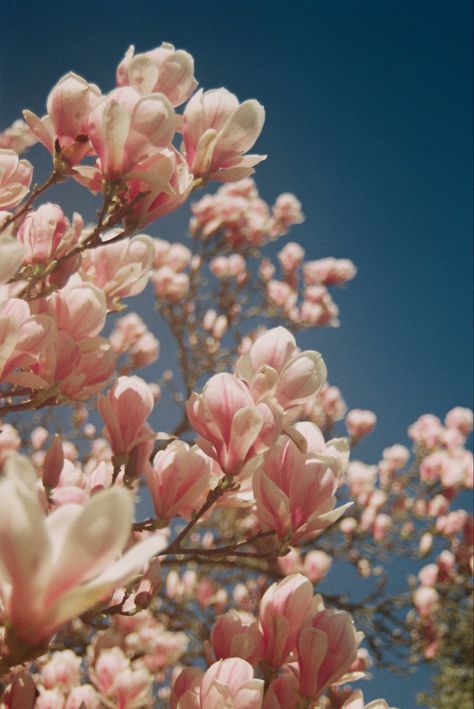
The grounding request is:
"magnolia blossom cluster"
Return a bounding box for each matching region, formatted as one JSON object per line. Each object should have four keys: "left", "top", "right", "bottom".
{"left": 0, "top": 38, "right": 471, "bottom": 709}
{"left": 190, "top": 178, "right": 356, "bottom": 329}
{"left": 172, "top": 574, "right": 364, "bottom": 708}
{"left": 19, "top": 44, "right": 265, "bottom": 230}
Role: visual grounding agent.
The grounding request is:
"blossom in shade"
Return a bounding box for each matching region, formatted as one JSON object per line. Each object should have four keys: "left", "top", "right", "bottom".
{"left": 210, "top": 610, "right": 263, "bottom": 665}
{"left": 259, "top": 573, "right": 314, "bottom": 666}
{"left": 297, "top": 603, "right": 359, "bottom": 700}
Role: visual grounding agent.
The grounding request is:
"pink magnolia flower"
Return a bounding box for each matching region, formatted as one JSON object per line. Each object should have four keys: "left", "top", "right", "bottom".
{"left": 47, "top": 275, "right": 107, "bottom": 341}
{"left": 116, "top": 43, "right": 197, "bottom": 106}
{"left": 382, "top": 444, "right": 410, "bottom": 470}
{"left": 0, "top": 118, "right": 37, "bottom": 155}
{"left": 0, "top": 297, "right": 55, "bottom": 382}
{"left": 40, "top": 650, "right": 81, "bottom": 691}
{"left": 270, "top": 192, "right": 304, "bottom": 236}
{"left": 266, "top": 279, "right": 297, "bottom": 314}
{"left": 145, "top": 441, "right": 214, "bottom": 521}
{"left": 92, "top": 648, "right": 152, "bottom": 708}
{"left": 301, "top": 285, "right": 340, "bottom": 326}
{"left": 236, "top": 326, "right": 327, "bottom": 411}
{"left": 259, "top": 573, "right": 314, "bottom": 666}
{"left": 304, "top": 549, "right": 332, "bottom": 583}
{"left": 98, "top": 375, "right": 155, "bottom": 457}
{"left": 408, "top": 414, "right": 444, "bottom": 449}
{"left": 209, "top": 254, "right": 247, "bottom": 279}
{"left": 304, "top": 257, "right": 357, "bottom": 286}
{"left": 110, "top": 312, "right": 159, "bottom": 370}
{"left": 183, "top": 88, "right": 266, "bottom": 182}
{"left": 87, "top": 86, "right": 175, "bottom": 179}
{"left": 252, "top": 434, "right": 350, "bottom": 543}
{"left": 153, "top": 239, "right": 192, "bottom": 271}
{"left": 65, "top": 685, "right": 100, "bottom": 709}
{"left": 263, "top": 671, "right": 300, "bottom": 709}
{"left": 30, "top": 331, "right": 117, "bottom": 401}
{"left": 297, "top": 603, "right": 359, "bottom": 700}
{"left": 413, "top": 586, "right": 439, "bottom": 617}
{"left": 171, "top": 659, "right": 263, "bottom": 709}
{"left": 277, "top": 241, "right": 305, "bottom": 273}
{"left": 17, "top": 203, "right": 83, "bottom": 264}
{"left": 123, "top": 146, "right": 194, "bottom": 228}
{"left": 200, "top": 659, "right": 263, "bottom": 708}
{"left": 0, "top": 148, "right": 32, "bottom": 209}
{"left": 152, "top": 265, "right": 190, "bottom": 302}
{"left": 346, "top": 409, "right": 377, "bottom": 438}
{"left": 211, "top": 610, "right": 263, "bottom": 665}
{"left": 186, "top": 372, "right": 279, "bottom": 475}
{"left": 0, "top": 474, "right": 165, "bottom": 649}
{"left": 80, "top": 234, "right": 155, "bottom": 305}
{"left": 24, "top": 72, "right": 102, "bottom": 165}
{"left": 445, "top": 406, "right": 473, "bottom": 436}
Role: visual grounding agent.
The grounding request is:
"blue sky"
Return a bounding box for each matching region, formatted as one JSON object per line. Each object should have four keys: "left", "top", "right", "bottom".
{"left": 1, "top": 0, "right": 472, "bottom": 704}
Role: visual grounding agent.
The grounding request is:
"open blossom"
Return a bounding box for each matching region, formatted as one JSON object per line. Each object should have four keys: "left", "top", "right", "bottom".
{"left": 0, "top": 148, "right": 33, "bottom": 209}
{"left": 171, "top": 658, "right": 264, "bottom": 709}
{"left": 80, "top": 233, "right": 155, "bottom": 305}
{"left": 252, "top": 433, "right": 350, "bottom": 543}
{"left": 186, "top": 372, "right": 280, "bottom": 475}
{"left": 24, "top": 72, "right": 102, "bottom": 165}
{"left": 0, "top": 472, "right": 165, "bottom": 648}
{"left": 125, "top": 146, "right": 194, "bottom": 228}
{"left": 116, "top": 43, "right": 197, "bottom": 106}
{"left": 236, "top": 326, "right": 327, "bottom": 411}
{"left": 46, "top": 275, "right": 107, "bottom": 341}
{"left": 346, "top": 409, "right": 377, "bottom": 438}
{"left": 145, "top": 441, "right": 214, "bottom": 521}
{"left": 183, "top": 88, "right": 266, "bottom": 182}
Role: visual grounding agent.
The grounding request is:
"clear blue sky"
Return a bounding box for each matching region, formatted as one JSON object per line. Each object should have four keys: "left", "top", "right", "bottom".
{"left": 1, "top": 1, "right": 472, "bottom": 704}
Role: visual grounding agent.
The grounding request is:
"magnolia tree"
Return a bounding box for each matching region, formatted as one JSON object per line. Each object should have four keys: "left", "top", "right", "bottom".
{"left": 0, "top": 43, "right": 472, "bottom": 709}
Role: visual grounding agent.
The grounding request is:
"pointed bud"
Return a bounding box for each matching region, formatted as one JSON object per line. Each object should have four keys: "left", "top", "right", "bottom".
{"left": 42, "top": 434, "right": 64, "bottom": 489}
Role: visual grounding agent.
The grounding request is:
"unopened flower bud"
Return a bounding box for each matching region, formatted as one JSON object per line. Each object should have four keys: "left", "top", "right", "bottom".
{"left": 42, "top": 434, "right": 64, "bottom": 489}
